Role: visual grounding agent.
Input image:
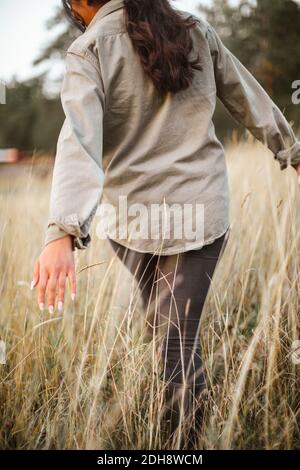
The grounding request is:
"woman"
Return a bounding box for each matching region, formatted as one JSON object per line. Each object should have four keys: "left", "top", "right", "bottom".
{"left": 31, "top": 0, "right": 300, "bottom": 447}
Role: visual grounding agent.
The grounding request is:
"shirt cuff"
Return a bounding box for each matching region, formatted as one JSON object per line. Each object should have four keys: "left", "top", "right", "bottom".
{"left": 44, "top": 224, "right": 74, "bottom": 248}
{"left": 274, "top": 141, "right": 300, "bottom": 171}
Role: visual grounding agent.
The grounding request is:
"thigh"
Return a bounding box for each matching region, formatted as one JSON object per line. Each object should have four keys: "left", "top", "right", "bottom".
{"left": 151, "top": 230, "right": 229, "bottom": 329}
{"left": 108, "top": 229, "right": 229, "bottom": 338}
{"left": 107, "top": 236, "right": 159, "bottom": 307}
{"left": 148, "top": 231, "right": 229, "bottom": 385}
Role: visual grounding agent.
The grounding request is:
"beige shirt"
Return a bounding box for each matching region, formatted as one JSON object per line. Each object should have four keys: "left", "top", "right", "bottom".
{"left": 44, "top": 0, "right": 300, "bottom": 254}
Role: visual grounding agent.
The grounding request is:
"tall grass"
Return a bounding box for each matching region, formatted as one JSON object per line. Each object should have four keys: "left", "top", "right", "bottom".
{"left": 0, "top": 138, "right": 300, "bottom": 449}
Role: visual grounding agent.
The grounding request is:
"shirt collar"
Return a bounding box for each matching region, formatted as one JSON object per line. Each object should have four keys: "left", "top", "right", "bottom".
{"left": 86, "top": 0, "right": 125, "bottom": 31}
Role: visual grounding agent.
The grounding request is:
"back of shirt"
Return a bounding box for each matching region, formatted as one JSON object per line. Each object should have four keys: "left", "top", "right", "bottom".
{"left": 45, "top": 0, "right": 300, "bottom": 253}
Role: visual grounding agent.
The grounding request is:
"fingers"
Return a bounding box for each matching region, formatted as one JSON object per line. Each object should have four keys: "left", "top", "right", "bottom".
{"left": 68, "top": 267, "right": 77, "bottom": 302}
{"left": 47, "top": 272, "right": 59, "bottom": 314}
{"left": 38, "top": 268, "right": 49, "bottom": 312}
{"left": 32, "top": 243, "right": 76, "bottom": 313}
{"left": 57, "top": 272, "right": 67, "bottom": 312}
{"left": 31, "top": 259, "right": 40, "bottom": 290}
{"left": 36, "top": 270, "right": 74, "bottom": 314}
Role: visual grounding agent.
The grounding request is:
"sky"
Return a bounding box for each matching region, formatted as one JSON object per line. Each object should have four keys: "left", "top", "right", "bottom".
{"left": 0, "top": 0, "right": 210, "bottom": 84}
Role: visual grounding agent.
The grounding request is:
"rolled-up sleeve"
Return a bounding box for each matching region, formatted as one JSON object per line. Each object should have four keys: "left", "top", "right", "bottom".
{"left": 206, "top": 23, "right": 300, "bottom": 171}
{"left": 44, "top": 48, "right": 105, "bottom": 250}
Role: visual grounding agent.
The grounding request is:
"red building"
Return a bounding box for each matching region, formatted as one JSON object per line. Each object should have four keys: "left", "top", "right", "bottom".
{"left": 0, "top": 149, "right": 23, "bottom": 163}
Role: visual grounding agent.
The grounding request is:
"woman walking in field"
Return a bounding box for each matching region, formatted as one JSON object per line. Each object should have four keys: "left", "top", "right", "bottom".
{"left": 31, "top": 0, "right": 300, "bottom": 448}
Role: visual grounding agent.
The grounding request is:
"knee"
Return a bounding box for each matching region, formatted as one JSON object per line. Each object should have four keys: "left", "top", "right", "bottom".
{"left": 161, "top": 337, "right": 206, "bottom": 389}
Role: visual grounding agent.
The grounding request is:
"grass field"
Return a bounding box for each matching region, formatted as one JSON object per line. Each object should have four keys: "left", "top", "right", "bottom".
{"left": 1, "top": 137, "right": 300, "bottom": 450}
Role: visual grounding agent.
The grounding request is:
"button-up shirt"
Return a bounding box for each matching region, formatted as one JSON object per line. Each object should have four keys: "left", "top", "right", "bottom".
{"left": 44, "top": 0, "right": 300, "bottom": 254}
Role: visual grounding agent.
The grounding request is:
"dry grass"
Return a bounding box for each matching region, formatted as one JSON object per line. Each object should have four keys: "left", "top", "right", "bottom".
{"left": 0, "top": 137, "right": 300, "bottom": 450}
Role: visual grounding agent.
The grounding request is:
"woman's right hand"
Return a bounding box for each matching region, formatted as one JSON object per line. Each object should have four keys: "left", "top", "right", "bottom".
{"left": 31, "top": 235, "right": 76, "bottom": 313}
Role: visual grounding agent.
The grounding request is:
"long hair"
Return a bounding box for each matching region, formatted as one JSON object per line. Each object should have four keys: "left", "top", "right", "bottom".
{"left": 62, "top": 0, "right": 203, "bottom": 96}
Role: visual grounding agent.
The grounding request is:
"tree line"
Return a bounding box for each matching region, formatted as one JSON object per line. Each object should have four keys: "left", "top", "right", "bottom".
{"left": 0, "top": 0, "right": 299, "bottom": 153}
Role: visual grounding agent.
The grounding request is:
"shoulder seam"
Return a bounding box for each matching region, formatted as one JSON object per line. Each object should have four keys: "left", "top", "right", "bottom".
{"left": 65, "top": 49, "right": 106, "bottom": 102}
{"left": 101, "top": 30, "right": 128, "bottom": 38}
{"left": 67, "top": 30, "right": 127, "bottom": 64}
{"left": 67, "top": 48, "right": 99, "bottom": 69}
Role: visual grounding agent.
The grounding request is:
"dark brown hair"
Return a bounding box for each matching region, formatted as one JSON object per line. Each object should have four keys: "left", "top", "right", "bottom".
{"left": 62, "top": 0, "right": 203, "bottom": 96}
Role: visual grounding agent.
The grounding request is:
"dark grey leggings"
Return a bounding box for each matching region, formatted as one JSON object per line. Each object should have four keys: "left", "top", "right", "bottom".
{"left": 108, "top": 228, "right": 230, "bottom": 436}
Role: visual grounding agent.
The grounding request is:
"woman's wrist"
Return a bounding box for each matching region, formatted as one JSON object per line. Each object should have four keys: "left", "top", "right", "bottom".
{"left": 44, "top": 224, "right": 72, "bottom": 248}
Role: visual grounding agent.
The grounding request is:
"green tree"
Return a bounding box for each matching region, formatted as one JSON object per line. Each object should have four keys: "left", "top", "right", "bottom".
{"left": 0, "top": 76, "right": 64, "bottom": 152}
{"left": 200, "top": 0, "right": 300, "bottom": 136}
{"left": 33, "top": 7, "right": 80, "bottom": 68}
{"left": 0, "top": 6, "right": 75, "bottom": 152}
{"left": 1, "top": 1, "right": 299, "bottom": 152}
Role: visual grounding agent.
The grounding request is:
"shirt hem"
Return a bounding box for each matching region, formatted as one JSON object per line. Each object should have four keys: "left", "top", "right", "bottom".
{"left": 106, "top": 223, "right": 231, "bottom": 256}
